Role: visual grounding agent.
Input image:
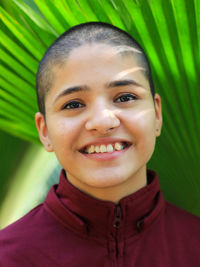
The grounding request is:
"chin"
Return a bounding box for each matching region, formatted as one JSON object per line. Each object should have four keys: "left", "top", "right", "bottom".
{"left": 84, "top": 172, "right": 128, "bottom": 188}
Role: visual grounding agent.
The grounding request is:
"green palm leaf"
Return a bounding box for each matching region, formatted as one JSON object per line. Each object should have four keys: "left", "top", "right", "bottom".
{"left": 0, "top": 0, "right": 200, "bottom": 216}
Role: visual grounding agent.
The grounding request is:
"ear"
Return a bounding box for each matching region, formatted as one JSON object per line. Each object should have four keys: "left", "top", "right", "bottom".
{"left": 154, "top": 93, "right": 163, "bottom": 137}
{"left": 35, "top": 112, "right": 54, "bottom": 152}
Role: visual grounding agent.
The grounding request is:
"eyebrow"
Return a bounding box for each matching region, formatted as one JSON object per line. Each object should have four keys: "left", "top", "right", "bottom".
{"left": 53, "top": 85, "right": 89, "bottom": 104}
{"left": 107, "top": 79, "right": 142, "bottom": 88}
{"left": 53, "top": 79, "right": 142, "bottom": 104}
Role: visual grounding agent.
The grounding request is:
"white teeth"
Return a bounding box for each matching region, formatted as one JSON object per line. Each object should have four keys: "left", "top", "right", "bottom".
{"left": 87, "top": 145, "right": 95, "bottom": 154}
{"left": 85, "top": 142, "right": 126, "bottom": 154}
{"left": 107, "top": 144, "right": 114, "bottom": 152}
{"left": 100, "top": 145, "right": 107, "bottom": 153}
{"left": 114, "top": 142, "right": 124, "bottom": 151}
{"left": 95, "top": 146, "right": 100, "bottom": 153}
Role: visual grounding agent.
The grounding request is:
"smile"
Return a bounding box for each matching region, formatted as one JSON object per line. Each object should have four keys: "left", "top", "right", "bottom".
{"left": 79, "top": 141, "right": 132, "bottom": 162}
{"left": 83, "top": 142, "right": 129, "bottom": 154}
{"left": 78, "top": 138, "right": 133, "bottom": 161}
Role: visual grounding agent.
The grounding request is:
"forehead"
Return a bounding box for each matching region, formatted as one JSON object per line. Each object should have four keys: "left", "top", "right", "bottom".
{"left": 48, "top": 43, "right": 149, "bottom": 99}
{"left": 66, "top": 43, "right": 142, "bottom": 71}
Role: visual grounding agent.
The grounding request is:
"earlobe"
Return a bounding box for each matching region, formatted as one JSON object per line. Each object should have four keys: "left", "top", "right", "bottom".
{"left": 35, "top": 112, "right": 54, "bottom": 152}
{"left": 154, "top": 93, "right": 163, "bottom": 137}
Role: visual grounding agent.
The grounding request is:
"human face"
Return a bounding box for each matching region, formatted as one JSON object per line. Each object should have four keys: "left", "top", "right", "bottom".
{"left": 35, "top": 44, "right": 162, "bottom": 202}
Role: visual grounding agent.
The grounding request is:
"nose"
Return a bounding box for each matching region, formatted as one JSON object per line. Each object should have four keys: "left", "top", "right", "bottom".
{"left": 85, "top": 106, "right": 120, "bottom": 135}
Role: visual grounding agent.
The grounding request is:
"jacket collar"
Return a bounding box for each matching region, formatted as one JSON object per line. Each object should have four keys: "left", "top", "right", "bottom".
{"left": 44, "top": 169, "right": 165, "bottom": 239}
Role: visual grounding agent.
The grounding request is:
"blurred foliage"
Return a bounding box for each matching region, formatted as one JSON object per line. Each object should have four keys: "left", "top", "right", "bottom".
{"left": 0, "top": 143, "right": 60, "bottom": 229}
{"left": 0, "top": 0, "right": 200, "bottom": 218}
{"left": 0, "top": 130, "right": 29, "bottom": 205}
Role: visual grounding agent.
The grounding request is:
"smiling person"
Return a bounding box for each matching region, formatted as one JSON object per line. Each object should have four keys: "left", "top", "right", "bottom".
{"left": 0, "top": 22, "right": 200, "bottom": 267}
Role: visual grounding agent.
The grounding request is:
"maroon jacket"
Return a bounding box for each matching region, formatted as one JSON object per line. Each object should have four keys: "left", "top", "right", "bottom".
{"left": 0, "top": 169, "right": 200, "bottom": 266}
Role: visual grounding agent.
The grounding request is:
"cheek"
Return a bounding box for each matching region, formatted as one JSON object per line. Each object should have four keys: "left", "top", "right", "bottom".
{"left": 122, "top": 107, "right": 156, "bottom": 145}
{"left": 47, "top": 116, "right": 83, "bottom": 151}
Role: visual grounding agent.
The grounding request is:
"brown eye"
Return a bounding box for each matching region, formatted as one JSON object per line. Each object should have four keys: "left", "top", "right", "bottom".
{"left": 115, "top": 93, "right": 137, "bottom": 103}
{"left": 62, "top": 101, "right": 85, "bottom": 110}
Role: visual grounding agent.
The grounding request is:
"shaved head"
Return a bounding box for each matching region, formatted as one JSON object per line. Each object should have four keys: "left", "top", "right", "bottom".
{"left": 36, "top": 22, "right": 155, "bottom": 117}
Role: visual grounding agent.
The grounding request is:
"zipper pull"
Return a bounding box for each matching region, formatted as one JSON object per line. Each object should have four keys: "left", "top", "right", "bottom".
{"left": 113, "top": 204, "right": 122, "bottom": 228}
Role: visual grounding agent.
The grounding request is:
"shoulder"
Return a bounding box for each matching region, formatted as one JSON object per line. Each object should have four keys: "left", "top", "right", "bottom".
{"left": 0, "top": 200, "right": 77, "bottom": 266}
{"left": 0, "top": 203, "right": 45, "bottom": 239}
{"left": 0, "top": 203, "right": 52, "bottom": 263}
{"left": 165, "top": 200, "right": 200, "bottom": 221}
{"left": 164, "top": 200, "right": 200, "bottom": 234}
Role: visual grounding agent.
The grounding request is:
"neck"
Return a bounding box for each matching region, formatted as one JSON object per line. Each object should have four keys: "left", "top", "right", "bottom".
{"left": 66, "top": 166, "right": 147, "bottom": 204}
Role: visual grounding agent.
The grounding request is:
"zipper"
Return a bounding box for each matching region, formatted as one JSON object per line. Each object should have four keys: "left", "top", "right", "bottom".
{"left": 113, "top": 204, "right": 122, "bottom": 228}
{"left": 113, "top": 204, "right": 122, "bottom": 257}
